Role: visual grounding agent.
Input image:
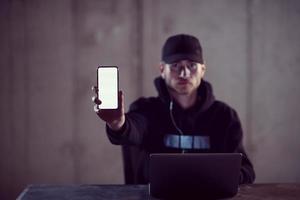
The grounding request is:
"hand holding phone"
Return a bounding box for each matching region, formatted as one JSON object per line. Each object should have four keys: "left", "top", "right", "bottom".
{"left": 93, "top": 66, "right": 125, "bottom": 131}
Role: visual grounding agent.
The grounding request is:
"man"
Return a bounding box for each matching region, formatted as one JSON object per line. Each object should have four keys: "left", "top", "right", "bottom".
{"left": 92, "top": 34, "right": 255, "bottom": 184}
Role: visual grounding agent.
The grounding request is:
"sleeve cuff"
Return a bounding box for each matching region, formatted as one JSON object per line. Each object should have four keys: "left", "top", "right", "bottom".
{"left": 106, "top": 120, "right": 128, "bottom": 138}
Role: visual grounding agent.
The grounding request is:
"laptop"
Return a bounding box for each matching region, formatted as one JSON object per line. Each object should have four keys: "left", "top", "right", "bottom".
{"left": 149, "top": 153, "right": 242, "bottom": 199}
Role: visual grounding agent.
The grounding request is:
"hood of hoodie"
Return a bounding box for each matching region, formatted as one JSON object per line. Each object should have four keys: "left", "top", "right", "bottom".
{"left": 154, "top": 77, "right": 215, "bottom": 114}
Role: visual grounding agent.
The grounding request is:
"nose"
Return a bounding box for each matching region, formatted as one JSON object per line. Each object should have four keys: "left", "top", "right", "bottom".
{"left": 179, "top": 66, "right": 191, "bottom": 78}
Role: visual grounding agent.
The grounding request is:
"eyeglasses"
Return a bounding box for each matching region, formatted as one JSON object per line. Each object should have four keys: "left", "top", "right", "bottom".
{"left": 167, "top": 62, "right": 199, "bottom": 73}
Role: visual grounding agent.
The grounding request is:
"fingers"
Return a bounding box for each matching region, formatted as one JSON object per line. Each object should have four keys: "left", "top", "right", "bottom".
{"left": 92, "top": 96, "right": 101, "bottom": 105}
{"left": 91, "top": 86, "right": 98, "bottom": 92}
{"left": 91, "top": 86, "right": 101, "bottom": 105}
{"left": 94, "top": 104, "right": 100, "bottom": 113}
{"left": 93, "top": 89, "right": 124, "bottom": 117}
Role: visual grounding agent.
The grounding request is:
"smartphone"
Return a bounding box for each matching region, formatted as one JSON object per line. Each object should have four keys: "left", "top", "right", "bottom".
{"left": 97, "top": 66, "right": 119, "bottom": 109}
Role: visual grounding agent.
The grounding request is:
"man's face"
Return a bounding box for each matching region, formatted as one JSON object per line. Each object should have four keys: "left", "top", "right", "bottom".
{"left": 160, "top": 60, "right": 206, "bottom": 95}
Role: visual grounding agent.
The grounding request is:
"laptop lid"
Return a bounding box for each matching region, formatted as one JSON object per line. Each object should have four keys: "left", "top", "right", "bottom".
{"left": 149, "top": 153, "right": 242, "bottom": 199}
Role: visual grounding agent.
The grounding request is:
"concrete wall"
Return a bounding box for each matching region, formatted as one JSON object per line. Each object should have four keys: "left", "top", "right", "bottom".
{"left": 250, "top": 0, "right": 300, "bottom": 182}
{"left": 0, "top": 0, "right": 299, "bottom": 199}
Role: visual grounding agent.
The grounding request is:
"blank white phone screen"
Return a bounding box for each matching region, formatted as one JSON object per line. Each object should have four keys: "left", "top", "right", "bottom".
{"left": 97, "top": 67, "right": 118, "bottom": 109}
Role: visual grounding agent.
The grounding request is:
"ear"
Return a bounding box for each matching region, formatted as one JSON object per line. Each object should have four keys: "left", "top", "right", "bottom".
{"left": 200, "top": 63, "right": 206, "bottom": 78}
{"left": 160, "top": 62, "right": 166, "bottom": 79}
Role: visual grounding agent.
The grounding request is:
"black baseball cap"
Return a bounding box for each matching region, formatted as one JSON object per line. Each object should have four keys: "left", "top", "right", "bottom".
{"left": 162, "top": 34, "right": 204, "bottom": 64}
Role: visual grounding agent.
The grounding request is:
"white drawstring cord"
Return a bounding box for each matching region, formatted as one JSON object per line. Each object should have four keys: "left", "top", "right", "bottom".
{"left": 169, "top": 101, "right": 185, "bottom": 153}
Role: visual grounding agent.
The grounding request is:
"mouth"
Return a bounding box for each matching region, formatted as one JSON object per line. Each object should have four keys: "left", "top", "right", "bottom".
{"left": 177, "top": 79, "right": 190, "bottom": 85}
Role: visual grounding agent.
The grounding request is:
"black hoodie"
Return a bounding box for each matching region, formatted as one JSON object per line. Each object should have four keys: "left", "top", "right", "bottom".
{"left": 107, "top": 77, "right": 255, "bottom": 184}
